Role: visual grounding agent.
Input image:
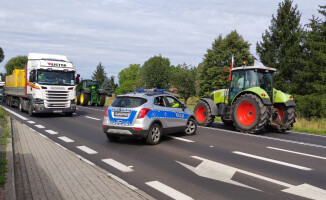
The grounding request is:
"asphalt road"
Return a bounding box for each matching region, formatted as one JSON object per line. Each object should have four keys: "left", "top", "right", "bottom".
{"left": 2, "top": 103, "right": 326, "bottom": 200}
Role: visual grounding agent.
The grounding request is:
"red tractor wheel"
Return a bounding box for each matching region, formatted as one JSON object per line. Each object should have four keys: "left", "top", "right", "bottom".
{"left": 194, "top": 101, "right": 214, "bottom": 127}
{"left": 233, "top": 93, "right": 269, "bottom": 134}
{"left": 273, "top": 104, "right": 296, "bottom": 132}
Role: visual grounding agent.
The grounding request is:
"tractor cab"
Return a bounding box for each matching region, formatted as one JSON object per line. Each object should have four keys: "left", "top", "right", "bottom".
{"left": 83, "top": 80, "right": 100, "bottom": 91}
{"left": 229, "top": 66, "right": 276, "bottom": 103}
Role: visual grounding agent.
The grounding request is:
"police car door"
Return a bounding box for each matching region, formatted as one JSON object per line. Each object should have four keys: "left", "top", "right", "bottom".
{"left": 164, "top": 96, "right": 186, "bottom": 129}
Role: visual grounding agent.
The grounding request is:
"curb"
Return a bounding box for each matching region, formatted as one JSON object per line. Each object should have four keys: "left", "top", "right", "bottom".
{"left": 4, "top": 116, "right": 16, "bottom": 200}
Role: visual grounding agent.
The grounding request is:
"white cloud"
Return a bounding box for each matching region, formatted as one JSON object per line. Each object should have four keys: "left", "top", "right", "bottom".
{"left": 0, "top": 0, "right": 324, "bottom": 78}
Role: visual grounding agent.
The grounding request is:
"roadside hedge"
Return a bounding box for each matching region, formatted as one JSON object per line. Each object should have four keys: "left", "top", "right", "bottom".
{"left": 294, "top": 94, "right": 326, "bottom": 119}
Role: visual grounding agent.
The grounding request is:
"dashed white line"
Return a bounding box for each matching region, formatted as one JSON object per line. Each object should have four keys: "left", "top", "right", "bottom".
{"left": 267, "top": 147, "right": 326, "bottom": 160}
{"left": 146, "top": 181, "right": 193, "bottom": 200}
{"left": 77, "top": 146, "right": 98, "bottom": 154}
{"left": 166, "top": 136, "right": 194, "bottom": 143}
{"left": 202, "top": 126, "right": 326, "bottom": 149}
{"left": 102, "top": 158, "right": 134, "bottom": 172}
{"left": 58, "top": 136, "right": 74, "bottom": 143}
{"left": 233, "top": 151, "right": 312, "bottom": 171}
{"left": 85, "top": 116, "right": 101, "bottom": 121}
{"left": 27, "top": 121, "right": 35, "bottom": 124}
{"left": 45, "top": 130, "right": 58, "bottom": 135}
{"left": 35, "top": 124, "right": 45, "bottom": 129}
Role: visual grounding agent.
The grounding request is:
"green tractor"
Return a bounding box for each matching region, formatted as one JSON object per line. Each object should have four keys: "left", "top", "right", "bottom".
{"left": 194, "top": 66, "right": 296, "bottom": 133}
{"left": 75, "top": 79, "right": 106, "bottom": 107}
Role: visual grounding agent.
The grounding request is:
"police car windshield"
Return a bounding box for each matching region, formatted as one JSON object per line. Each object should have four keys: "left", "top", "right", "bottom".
{"left": 111, "top": 97, "right": 147, "bottom": 108}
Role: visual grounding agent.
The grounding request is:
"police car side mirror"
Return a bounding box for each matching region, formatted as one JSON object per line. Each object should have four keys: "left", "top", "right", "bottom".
{"left": 181, "top": 104, "right": 186, "bottom": 111}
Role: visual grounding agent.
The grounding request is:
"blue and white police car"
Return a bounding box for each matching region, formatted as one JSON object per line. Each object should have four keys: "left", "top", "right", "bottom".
{"left": 102, "top": 89, "right": 197, "bottom": 145}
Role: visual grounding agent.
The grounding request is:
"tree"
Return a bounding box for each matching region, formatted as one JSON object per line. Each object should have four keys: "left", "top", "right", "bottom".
{"left": 92, "top": 62, "right": 107, "bottom": 85}
{"left": 100, "top": 76, "right": 113, "bottom": 96}
{"left": 256, "top": 0, "right": 304, "bottom": 93}
{"left": 5, "top": 56, "right": 28, "bottom": 75}
{"left": 171, "top": 64, "right": 197, "bottom": 105}
{"left": 115, "top": 64, "right": 140, "bottom": 94}
{"left": 140, "top": 55, "right": 171, "bottom": 89}
{"left": 297, "top": 5, "right": 326, "bottom": 95}
{"left": 0, "top": 47, "right": 4, "bottom": 63}
{"left": 0, "top": 73, "right": 5, "bottom": 82}
{"left": 198, "top": 30, "right": 254, "bottom": 97}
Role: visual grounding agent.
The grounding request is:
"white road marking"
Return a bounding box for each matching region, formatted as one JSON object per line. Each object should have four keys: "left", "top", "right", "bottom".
{"left": 27, "top": 121, "right": 35, "bottom": 124}
{"left": 102, "top": 158, "right": 134, "bottom": 172}
{"left": 76, "top": 155, "right": 95, "bottom": 165}
{"left": 38, "top": 133, "right": 48, "bottom": 139}
{"left": 77, "top": 146, "right": 98, "bottom": 154}
{"left": 58, "top": 136, "right": 74, "bottom": 143}
{"left": 267, "top": 147, "right": 326, "bottom": 160}
{"left": 166, "top": 136, "right": 194, "bottom": 143}
{"left": 0, "top": 106, "right": 28, "bottom": 120}
{"left": 54, "top": 143, "right": 67, "bottom": 150}
{"left": 202, "top": 126, "right": 326, "bottom": 149}
{"left": 108, "top": 173, "right": 138, "bottom": 190}
{"left": 35, "top": 124, "right": 45, "bottom": 129}
{"left": 85, "top": 116, "right": 101, "bottom": 121}
{"left": 233, "top": 151, "right": 312, "bottom": 171}
{"left": 177, "top": 156, "right": 326, "bottom": 199}
{"left": 45, "top": 130, "right": 58, "bottom": 135}
{"left": 146, "top": 181, "right": 194, "bottom": 200}
{"left": 209, "top": 145, "right": 214, "bottom": 148}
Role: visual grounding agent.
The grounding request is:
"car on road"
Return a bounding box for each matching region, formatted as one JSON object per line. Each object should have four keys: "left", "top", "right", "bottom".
{"left": 102, "top": 89, "right": 197, "bottom": 145}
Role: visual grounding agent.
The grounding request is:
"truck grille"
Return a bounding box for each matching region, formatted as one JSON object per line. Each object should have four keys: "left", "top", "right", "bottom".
{"left": 45, "top": 90, "right": 70, "bottom": 108}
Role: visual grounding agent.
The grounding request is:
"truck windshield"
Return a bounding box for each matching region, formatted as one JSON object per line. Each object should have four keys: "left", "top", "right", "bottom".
{"left": 37, "top": 70, "right": 75, "bottom": 86}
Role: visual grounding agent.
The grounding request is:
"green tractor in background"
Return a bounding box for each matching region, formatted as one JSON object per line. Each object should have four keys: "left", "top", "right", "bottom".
{"left": 194, "top": 66, "right": 296, "bottom": 133}
{"left": 75, "top": 79, "right": 106, "bottom": 107}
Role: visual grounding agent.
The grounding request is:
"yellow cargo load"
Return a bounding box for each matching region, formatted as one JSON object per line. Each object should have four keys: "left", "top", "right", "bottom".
{"left": 5, "top": 69, "right": 25, "bottom": 88}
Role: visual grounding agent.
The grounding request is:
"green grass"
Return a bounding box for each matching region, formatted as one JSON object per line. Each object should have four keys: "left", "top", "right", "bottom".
{"left": 0, "top": 107, "right": 9, "bottom": 186}
{"left": 293, "top": 117, "right": 326, "bottom": 135}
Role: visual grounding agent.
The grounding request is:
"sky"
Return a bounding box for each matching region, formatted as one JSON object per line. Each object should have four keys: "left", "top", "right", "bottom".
{"left": 0, "top": 0, "right": 324, "bottom": 80}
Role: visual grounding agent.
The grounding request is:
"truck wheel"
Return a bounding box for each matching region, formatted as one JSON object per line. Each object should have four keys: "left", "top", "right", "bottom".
{"left": 98, "top": 95, "right": 106, "bottom": 107}
{"left": 274, "top": 104, "right": 296, "bottom": 132}
{"left": 184, "top": 118, "right": 197, "bottom": 135}
{"left": 194, "top": 101, "right": 214, "bottom": 126}
{"left": 233, "top": 93, "right": 269, "bottom": 134}
{"left": 19, "top": 100, "right": 23, "bottom": 112}
{"left": 146, "top": 123, "right": 161, "bottom": 145}
{"left": 75, "top": 93, "right": 81, "bottom": 105}
{"left": 28, "top": 102, "right": 34, "bottom": 117}
{"left": 80, "top": 92, "right": 89, "bottom": 106}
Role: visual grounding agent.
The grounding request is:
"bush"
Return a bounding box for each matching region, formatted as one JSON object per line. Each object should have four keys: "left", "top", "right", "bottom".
{"left": 294, "top": 94, "right": 326, "bottom": 119}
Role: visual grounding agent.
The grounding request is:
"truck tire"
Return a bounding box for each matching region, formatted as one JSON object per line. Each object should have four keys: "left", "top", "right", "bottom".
{"left": 98, "top": 95, "right": 106, "bottom": 107}
{"left": 28, "top": 101, "right": 34, "bottom": 117}
{"left": 19, "top": 100, "right": 23, "bottom": 112}
{"left": 274, "top": 104, "right": 296, "bottom": 132}
{"left": 194, "top": 101, "right": 214, "bottom": 127}
{"left": 75, "top": 93, "right": 81, "bottom": 105}
{"left": 233, "top": 93, "right": 269, "bottom": 134}
{"left": 80, "top": 92, "right": 89, "bottom": 106}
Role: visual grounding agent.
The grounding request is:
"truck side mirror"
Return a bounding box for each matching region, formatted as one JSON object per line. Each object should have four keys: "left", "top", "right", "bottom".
{"left": 75, "top": 74, "right": 80, "bottom": 84}
{"left": 29, "top": 71, "right": 36, "bottom": 82}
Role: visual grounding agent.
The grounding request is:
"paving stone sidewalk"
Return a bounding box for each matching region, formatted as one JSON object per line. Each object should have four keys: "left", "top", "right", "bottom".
{"left": 6, "top": 118, "right": 154, "bottom": 200}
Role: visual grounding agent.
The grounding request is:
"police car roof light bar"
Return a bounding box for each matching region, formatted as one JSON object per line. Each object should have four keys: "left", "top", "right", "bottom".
{"left": 136, "top": 89, "right": 165, "bottom": 93}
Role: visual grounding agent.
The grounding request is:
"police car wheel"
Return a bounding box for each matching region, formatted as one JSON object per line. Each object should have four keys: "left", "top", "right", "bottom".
{"left": 185, "top": 118, "right": 197, "bottom": 135}
{"left": 146, "top": 123, "right": 161, "bottom": 145}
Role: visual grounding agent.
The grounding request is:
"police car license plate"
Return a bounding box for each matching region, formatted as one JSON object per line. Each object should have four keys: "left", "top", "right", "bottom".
{"left": 114, "top": 111, "right": 129, "bottom": 118}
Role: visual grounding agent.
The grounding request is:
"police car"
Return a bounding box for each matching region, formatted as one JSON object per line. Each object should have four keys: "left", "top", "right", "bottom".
{"left": 102, "top": 89, "right": 197, "bottom": 145}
